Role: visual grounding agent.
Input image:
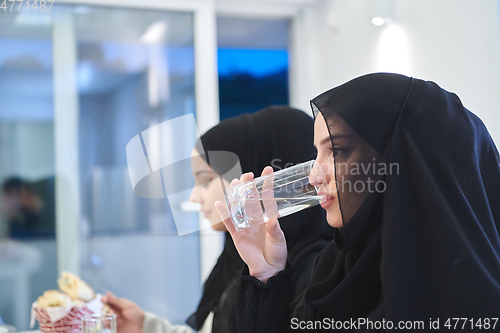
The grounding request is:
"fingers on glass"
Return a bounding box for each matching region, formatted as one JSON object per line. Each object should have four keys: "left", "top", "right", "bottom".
{"left": 261, "top": 168, "right": 277, "bottom": 216}
{"left": 215, "top": 200, "right": 236, "bottom": 234}
{"left": 240, "top": 172, "right": 254, "bottom": 183}
{"left": 245, "top": 182, "right": 264, "bottom": 224}
{"left": 261, "top": 166, "right": 273, "bottom": 176}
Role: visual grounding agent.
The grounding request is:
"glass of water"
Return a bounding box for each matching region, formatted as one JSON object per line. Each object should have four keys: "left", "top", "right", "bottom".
{"left": 225, "top": 160, "right": 325, "bottom": 231}
{"left": 82, "top": 314, "right": 116, "bottom": 333}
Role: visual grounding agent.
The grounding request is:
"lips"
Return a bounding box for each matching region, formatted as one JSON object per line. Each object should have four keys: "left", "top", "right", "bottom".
{"left": 319, "top": 194, "right": 335, "bottom": 209}
{"left": 202, "top": 211, "right": 211, "bottom": 218}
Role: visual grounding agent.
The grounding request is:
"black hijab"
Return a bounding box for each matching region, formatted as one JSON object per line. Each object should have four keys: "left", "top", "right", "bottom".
{"left": 303, "top": 73, "right": 500, "bottom": 329}
{"left": 186, "top": 106, "right": 333, "bottom": 331}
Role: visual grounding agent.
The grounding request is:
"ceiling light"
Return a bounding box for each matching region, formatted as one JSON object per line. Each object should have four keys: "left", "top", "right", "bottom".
{"left": 372, "top": 17, "right": 385, "bottom": 26}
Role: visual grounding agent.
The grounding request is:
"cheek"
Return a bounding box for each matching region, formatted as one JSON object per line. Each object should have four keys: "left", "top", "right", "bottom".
{"left": 322, "top": 156, "right": 336, "bottom": 192}
{"left": 317, "top": 153, "right": 334, "bottom": 175}
{"left": 205, "top": 180, "right": 226, "bottom": 205}
{"left": 210, "top": 216, "right": 226, "bottom": 231}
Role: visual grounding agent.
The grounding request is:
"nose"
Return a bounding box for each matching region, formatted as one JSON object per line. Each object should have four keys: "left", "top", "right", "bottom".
{"left": 309, "top": 160, "right": 326, "bottom": 187}
{"left": 189, "top": 186, "right": 202, "bottom": 203}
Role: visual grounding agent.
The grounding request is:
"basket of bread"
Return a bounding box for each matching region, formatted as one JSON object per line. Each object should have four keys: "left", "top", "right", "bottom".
{"left": 30, "top": 272, "right": 105, "bottom": 333}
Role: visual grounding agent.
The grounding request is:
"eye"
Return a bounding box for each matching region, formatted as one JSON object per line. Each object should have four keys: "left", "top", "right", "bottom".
{"left": 195, "top": 175, "right": 211, "bottom": 188}
{"left": 200, "top": 178, "right": 211, "bottom": 187}
{"left": 330, "top": 147, "right": 343, "bottom": 156}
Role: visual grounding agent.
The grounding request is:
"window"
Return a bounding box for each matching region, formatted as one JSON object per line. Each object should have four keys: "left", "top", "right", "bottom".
{"left": 0, "top": 5, "right": 203, "bottom": 327}
{"left": 217, "top": 16, "right": 290, "bottom": 120}
{"left": 75, "top": 6, "right": 201, "bottom": 323}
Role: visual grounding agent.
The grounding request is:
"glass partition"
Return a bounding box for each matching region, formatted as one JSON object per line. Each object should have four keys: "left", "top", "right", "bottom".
{"left": 74, "top": 6, "right": 201, "bottom": 323}
{"left": 0, "top": 4, "right": 201, "bottom": 328}
{"left": 0, "top": 10, "right": 56, "bottom": 330}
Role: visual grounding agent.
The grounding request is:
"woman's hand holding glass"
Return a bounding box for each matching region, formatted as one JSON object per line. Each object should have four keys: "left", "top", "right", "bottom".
{"left": 101, "top": 292, "right": 144, "bottom": 333}
{"left": 215, "top": 166, "right": 288, "bottom": 283}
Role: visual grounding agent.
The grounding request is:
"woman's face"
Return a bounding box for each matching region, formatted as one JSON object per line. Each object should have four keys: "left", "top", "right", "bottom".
{"left": 311, "top": 113, "right": 343, "bottom": 228}
{"left": 189, "top": 149, "right": 229, "bottom": 231}
{"left": 311, "top": 112, "right": 382, "bottom": 228}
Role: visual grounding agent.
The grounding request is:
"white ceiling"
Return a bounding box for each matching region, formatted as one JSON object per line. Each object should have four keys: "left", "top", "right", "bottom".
{"left": 217, "top": 16, "right": 288, "bottom": 49}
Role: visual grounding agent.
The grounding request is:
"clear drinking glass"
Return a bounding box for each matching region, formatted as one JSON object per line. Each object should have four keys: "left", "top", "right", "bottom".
{"left": 82, "top": 314, "right": 117, "bottom": 333}
{"left": 225, "top": 160, "right": 326, "bottom": 230}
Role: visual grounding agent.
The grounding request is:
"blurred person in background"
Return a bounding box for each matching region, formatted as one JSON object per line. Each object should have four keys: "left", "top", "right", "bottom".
{"left": 102, "top": 106, "right": 334, "bottom": 333}
{"left": 1, "top": 176, "right": 55, "bottom": 239}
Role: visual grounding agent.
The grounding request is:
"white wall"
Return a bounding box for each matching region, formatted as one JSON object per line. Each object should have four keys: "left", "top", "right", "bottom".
{"left": 307, "top": 0, "right": 500, "bottom": 144}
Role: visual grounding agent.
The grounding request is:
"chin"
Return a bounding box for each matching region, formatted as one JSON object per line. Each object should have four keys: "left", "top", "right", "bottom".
{"left": 210, "top": 221, "right": 227, "bottom": 232}
{"left": 326, "top": 211, "right": 343, "bottom": 228}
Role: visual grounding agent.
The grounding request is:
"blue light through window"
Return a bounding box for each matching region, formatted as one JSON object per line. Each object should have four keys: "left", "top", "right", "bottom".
{"left": 218, "top": 48, "right": 289, "bottom": 120}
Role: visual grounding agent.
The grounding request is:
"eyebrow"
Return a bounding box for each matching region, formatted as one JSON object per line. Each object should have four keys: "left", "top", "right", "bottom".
{"left": 314, "top": 135, "right": 350, "bottom": 149}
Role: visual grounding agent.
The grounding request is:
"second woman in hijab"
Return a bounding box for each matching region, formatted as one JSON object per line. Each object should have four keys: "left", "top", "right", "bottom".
{"left": 101, "top": 106, "right": 333, "bottom": 333}
{"left": 216, "top": 73, "right": 500, "bottom": 332}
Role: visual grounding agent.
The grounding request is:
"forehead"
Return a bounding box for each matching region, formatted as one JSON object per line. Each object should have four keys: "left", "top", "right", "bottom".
{"left": 314, "top": 113, "right": 329, "bottom": 138}
{"left": 314, "top": 111, "right": 382, "bottom": 162}
{"left": 191, "top": 150, "right": 210, "bottom": 172}
{"left": 314, "top": 112, "right": 348, "bottom": 143}
{"left": 315, "top": 112, "right": 357, "bottom": 137}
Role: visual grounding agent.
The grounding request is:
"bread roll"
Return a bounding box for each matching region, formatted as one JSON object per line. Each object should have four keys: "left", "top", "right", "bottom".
{"left": 57, "top": 271, "right": 95, "bottom": 302}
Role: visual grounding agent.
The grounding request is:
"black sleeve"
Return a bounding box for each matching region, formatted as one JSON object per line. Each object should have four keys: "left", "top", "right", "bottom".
{"left": 228, "top": 264, "right": 294, "bottom": 333}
